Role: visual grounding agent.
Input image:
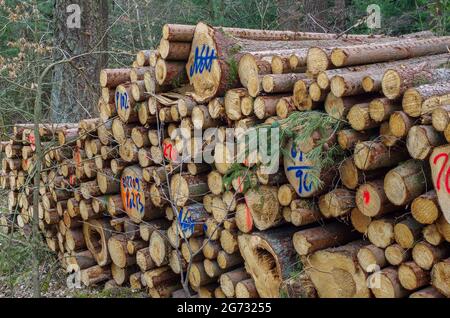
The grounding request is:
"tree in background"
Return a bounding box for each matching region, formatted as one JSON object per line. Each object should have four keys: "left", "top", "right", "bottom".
{"left": 50, "top": 0, "right": 109, "bottom": 122}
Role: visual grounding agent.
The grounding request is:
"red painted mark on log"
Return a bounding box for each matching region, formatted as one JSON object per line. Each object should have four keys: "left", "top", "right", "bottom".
{"left": 363, "top": 190, "right": 370, "bottom": 204}
{"left": 433, "top": 152, "right": 450, "bottom": 193}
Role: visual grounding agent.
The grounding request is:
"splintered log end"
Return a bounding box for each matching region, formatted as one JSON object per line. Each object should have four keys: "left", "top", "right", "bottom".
{"left": 237, "top": 234, "right": 282, "bottom": 298}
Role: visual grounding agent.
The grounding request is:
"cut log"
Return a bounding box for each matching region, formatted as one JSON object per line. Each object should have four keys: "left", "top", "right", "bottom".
{"left": 108, "top": 234, "right": 136, "bottom": 268}
{"left": 262, "top": 73, "right": 307, "bottom": 94}
{"left": 350, "top": 207, "right": 372, "bottom": 234}
{"left": 325, "top": 93, "right": 375, "bottom": 120}
{"left": 244, "top": 185, "right": 281, "bottom": 231}
{"left": 331, "top": 37, "right": 450, "bottom": 68}
{"left": 347, "top": 103, "right": 380, "bottom": 131}
{"left": 411, "top": 190, "right": 441, "bottom": 225}
{"left": 220, "top": 229, "right": 239, "bottom": 255}
{"left": 435, "top": 216, "right": 450, "bottom": 243}
{"left": 83, "top": 219, "right": 113, "bottom": 266}
{"left": 385, "top": 244, "right": 411, "bottom": 266}
{"left": 111, "top": 263, "right": 138, "bottom": 286}
{"left": 219, "top": 267, "right": 250, "bottom": 298}
{"left": 432, "top": 104, "right": 450, "bottom": 132}
{"left": 394, "top": 217, "right": 424, "bottom": 249}
{"left": 337, "top": 129, "right": 372, "bottom": 150}
{"left": 120, "top": 165, "right": 164, "bottom": 222}
{"left": 403, "top": 81, "right": 450, "bottom": 117}
{"left": 412, "top": 241, "right": 449, "bottom": 270}
{"left": 306, "top": 240, "right": 371, "bottom": 298}
{"left": 239, "top": 226, "right": 299, "bottom": 298}
{"left": 80, "top": 265, "right": 112, "bottom": 287}
{"left": 149, "top": 230, "right": 172, "bottom": 266}
{"left": 369, "top": 267, "right": 410, "bottom": 298}
{"left": 356, "top": 179, "right": 397, "bottom": 217}
{"left": 177, "top": 204, "right": 209, "bottom": 239}
{"left": 357, "top": 244, "right": 387, "bottom": 273}
{"left": 430, "top": 257, "right": 450, "bottom": 296}
{"left": 158, "top": 39, "right": 191, "bottom": 60}
{"left": 155, "top": 59, "right": 187, "bottom": 86}
{"left": 235, "top": 278, "right": 259, "bottom": 298}
{"left": 369, "top": 98, "right": 401, "bottom": 122}
{"left": 188, "top": 261, "right": 217, "bottom": 288}
{"left": 406, "top": 125, "right": 445, "bottom": 160}
{"left": 367, "top": 216, "right": 396, "bottom": 248}
{"left": 409, "top": 286, "right": 444, "bottom": 298}
{"left": 318, "top": 188, "right": 355, "bottom": 218}
{"left": 170, "top": 173, "right": 208, "bottom": 207}
{"left": 384, "top": 159, "right": 430, "bottom": 206}
{"left": 100, "top": 68, "right": 130, "bottom": 88}
{"left": 423, "top": 224, "right": 444, "bottom": 246}
{"left": 293, "top": 222, "right": 359, "bottom": 256}
{"left": 354, "top": 141, "right": 409, "bottom": 171}
{"left": 382, "top": 63, "right": 450, "bottom": 100}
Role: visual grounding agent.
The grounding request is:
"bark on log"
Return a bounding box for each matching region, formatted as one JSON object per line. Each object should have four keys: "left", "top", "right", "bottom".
{"left": 331, "top": 37, "right": 450, "bottom": 68}
{"left": 354, "top": 141, "right": 409, "bottom": 171}
{"left": 293, "top": 222, "right": 359, "bottom": 256}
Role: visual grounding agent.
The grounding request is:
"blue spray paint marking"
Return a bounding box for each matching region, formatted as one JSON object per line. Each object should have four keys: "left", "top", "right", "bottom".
{"left": 116, "top": 91, "right": 129, "bottom": 111}
{"left": 287, "top": 145, "right": 313, "bottom": 194}
{"left": 189, "top": 44, "right": 217, "bottom": 77}
{"left": 178, "top": 208, "right": 204, "bottom": 235}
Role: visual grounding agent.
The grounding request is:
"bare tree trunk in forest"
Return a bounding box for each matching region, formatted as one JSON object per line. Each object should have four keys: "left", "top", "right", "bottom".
{"left": 333, "top": 0, "right": 347, "bottom": 31}
{"left": 276, "top": 0, "right": 302, "bottom": 31}
{"left": 298, "top": 0, "right": 329, "bottom": 32}
{"left": 51, "top": 0, "right": 108, "bottom": 123}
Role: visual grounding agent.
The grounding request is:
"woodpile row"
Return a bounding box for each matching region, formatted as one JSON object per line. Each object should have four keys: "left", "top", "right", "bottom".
{"left": 0, "top": 22, "right": 450, "bottom": 298}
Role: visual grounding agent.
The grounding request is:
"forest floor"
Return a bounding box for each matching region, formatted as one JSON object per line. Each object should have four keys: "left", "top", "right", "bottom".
{"left": 0, "top": 233, "right": 146, "bottom": 298}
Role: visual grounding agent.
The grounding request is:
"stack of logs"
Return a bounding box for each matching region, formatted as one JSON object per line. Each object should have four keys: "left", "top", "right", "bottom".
{"left": 1, "top": 22, "right": 449, "bottom": 298}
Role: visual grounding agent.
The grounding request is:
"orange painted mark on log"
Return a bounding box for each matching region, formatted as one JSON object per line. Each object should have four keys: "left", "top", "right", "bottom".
{"left": 245, "top": 204, "right": 253, "bottom": 232}
{"left": 363, "top": 190, "right": 370, "bottom": 204}
{"left": 69, "top": 175, "right": 76, "bottom": 185}
{"left": 74, "top": 147, "right": 82, "bottom": 167}
{"left": 433, "top": 152, "right": 450, "bottom": 193}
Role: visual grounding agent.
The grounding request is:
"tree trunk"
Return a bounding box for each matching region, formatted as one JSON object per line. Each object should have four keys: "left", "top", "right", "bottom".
{"left": 51, "top": 0, "right": 108, "bottom": 122}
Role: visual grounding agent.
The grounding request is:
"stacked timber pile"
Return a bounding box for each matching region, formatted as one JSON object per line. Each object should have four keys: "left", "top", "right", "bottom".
{"left": 1, "top": 22, "right": 450, "bottom": 298}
